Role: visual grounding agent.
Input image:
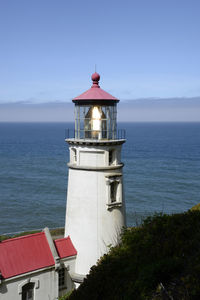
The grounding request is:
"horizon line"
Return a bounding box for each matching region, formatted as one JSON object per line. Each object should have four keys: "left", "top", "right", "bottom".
{"left": 0, "top": 96, "right": 200, "bottom": 105}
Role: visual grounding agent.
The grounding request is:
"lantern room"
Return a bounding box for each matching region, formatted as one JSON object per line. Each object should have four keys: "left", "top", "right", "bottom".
{"left": 72, "top": 72, "right": 119, "bottom": 140}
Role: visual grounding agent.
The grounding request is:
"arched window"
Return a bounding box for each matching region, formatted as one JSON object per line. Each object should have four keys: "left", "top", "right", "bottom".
{"left": 22, "top": 282, "right": 34, "bottom": 300}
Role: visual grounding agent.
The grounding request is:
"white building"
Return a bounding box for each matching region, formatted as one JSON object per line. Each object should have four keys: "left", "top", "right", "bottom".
{"left": 0, "top": 72, "right": 126, "bottom": 299}
{"left": 0, "top": 227, "right": 77, "bottom": 300}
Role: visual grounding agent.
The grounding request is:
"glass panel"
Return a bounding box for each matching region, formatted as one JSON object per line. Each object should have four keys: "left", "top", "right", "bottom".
{"left": 74, "top": 104, "right": 117, "bottom": 140}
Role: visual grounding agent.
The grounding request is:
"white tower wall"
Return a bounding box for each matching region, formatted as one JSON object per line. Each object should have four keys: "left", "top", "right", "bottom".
{"left": 65, "top": 140, "right": 126, "bottom": 275}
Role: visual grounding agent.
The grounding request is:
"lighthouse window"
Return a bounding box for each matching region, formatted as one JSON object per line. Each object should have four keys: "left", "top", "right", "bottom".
{"left": 109, "top": 150, "right": 113, "bottom": 165}
{"left": 109, "top": 150, "right": 116, "bottom": 165}
{"left": 106, "top": 174, "right": 122, "bottom": 208}
{"left": 110, "top": 181, "right": 118, "bottom": 203}
{"left": 71, "top": 148, "right": 77, "bottom": 163}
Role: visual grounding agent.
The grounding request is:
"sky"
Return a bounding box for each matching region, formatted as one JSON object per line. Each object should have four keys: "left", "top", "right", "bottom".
{"left": 0, "top": 0, "right": 200, "bottom": 121}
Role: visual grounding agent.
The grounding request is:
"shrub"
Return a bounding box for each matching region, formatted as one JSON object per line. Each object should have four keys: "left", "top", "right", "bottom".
{"left": 69, "top": 211, "right": 200, "bottom": 300}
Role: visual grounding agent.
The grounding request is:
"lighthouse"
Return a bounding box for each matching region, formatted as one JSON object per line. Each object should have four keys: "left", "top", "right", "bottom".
{"left": 64, "top": 72, "right": 126, "bottom": 277}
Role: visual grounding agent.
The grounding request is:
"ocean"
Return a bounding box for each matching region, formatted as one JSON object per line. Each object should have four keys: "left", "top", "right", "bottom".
{"left": 0, "top": 122, "right": 200, "bottom": 234}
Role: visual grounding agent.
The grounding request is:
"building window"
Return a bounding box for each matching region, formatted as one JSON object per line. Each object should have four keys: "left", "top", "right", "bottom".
{"left": 22, "top": 283, "right": 34, "bottom": 300}
{"left": 59, "top": 268, "right": 66, "bottom": 290}
{"left": 106, "top": 174, "right": 122, "bottom": 208}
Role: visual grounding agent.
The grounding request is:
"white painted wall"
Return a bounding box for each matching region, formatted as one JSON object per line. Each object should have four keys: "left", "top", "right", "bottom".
{"left": 59, "top": 257, "right": 76, "bottom": 297}
{"left": 65, "top": 141, "right": 126, "bottom": 275}
{"left": 0, "top": 268, "right": 58, "bottom": 300}
{"left": 0, "top": 258, "right": 76, "bottom": 300}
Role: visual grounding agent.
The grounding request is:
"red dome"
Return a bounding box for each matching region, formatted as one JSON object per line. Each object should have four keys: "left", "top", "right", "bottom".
{"left": 72, "top": 72, "right": 119, "bottom": 103}
{"left": 91, "top": 72, "right": 100, "bottom": 82}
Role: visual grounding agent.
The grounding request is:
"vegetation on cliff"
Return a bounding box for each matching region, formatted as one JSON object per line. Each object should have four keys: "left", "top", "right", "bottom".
{"left": 0, "top": 227, "right": 64, "bottom": 241}
{"left": 68, "top": 210, "right": 200, "bottom": 300}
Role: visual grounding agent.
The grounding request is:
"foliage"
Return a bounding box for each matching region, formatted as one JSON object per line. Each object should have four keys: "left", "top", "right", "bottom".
{"left": 0, "top": 235, "right": 9, "bottom": 242}
{"left": 69, "top": 211, "right": 200, "bottom": 300}
{"left": 0, "top": 227, "right": 64, "bottom": 242}
{"left": 59, "top": 295, "right": 68, "bottom": 300}
{"left": 0, "top": 230, "right": 40, "bottom": 242}
{"left": 190, "top": 203, "right": 200, "bottom": 211}
{"left": 13, "top": 230, "right": 40, "bottom": 237}
{"left": 50, "top": 227, "right": 64, "bottom": 239}
{"left": 59, "top": 290, "right": 73, "bottom": 300}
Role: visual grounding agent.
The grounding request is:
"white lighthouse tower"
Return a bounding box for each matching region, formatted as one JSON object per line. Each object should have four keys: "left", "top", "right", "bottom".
{"left": 64, "top": 72, "right": 126, "bottom": 277}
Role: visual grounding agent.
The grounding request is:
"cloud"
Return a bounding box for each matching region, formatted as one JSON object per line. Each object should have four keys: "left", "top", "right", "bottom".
{"left": 0, "top": 102, "right": 74, "bottom": 122}
{"left": 0, "top": 97, "right": 200, "bottom": 122}
{"left": 118, "top": 97, "right": 200, "bottom": 122}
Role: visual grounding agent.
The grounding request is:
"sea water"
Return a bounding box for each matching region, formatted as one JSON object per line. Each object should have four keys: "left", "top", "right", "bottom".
{"left": 0, "top": 122, "right": 200, "bottom": 234}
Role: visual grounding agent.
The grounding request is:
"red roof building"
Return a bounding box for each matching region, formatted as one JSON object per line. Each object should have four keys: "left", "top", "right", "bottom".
{"left": 0, "top": 231, "right": 77, "bottom": 279}
{"left": 0, "top": 232, "right": 54, "bottom": 279}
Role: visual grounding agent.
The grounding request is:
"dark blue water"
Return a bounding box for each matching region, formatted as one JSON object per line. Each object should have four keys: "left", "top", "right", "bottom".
{"left": 0, "top": 123, "right": 200, "bottom": 234}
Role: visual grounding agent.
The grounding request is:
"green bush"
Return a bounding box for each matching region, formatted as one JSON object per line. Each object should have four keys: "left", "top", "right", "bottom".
{"left": 0, "top": 230, "right": 40, "bottom": 242}
{"left": 69, "top": 211, "right": 200, "bottom": 300}
{"left": 0, "top": 235, "right": 9, "bottom": 242}
{"left": 59, "top": 290, "right": 73, "bottom": 300}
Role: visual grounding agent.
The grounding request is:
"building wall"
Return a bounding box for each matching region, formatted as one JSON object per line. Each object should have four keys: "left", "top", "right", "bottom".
{"left": 0, "top": 256, "right": 77, "bottom": 300}
{"left": 59, "top": 257, "right": 76, "bottom": 297}
{"left": 0, "top": 268, "right": 58, "bottom": 300}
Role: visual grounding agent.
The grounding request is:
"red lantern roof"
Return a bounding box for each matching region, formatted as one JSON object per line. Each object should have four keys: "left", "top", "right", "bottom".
{"left": 73, "top": 72, "right": 119, "bottom": 103}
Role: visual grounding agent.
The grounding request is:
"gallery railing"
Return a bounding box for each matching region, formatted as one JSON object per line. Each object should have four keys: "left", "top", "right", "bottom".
{"left": 65, "top": 128, "right": 126, "bottom": 140}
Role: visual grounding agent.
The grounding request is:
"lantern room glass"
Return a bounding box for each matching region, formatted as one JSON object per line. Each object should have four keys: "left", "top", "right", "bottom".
{"left": 75, "top": 104, "right": 117, "bottom": 140}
